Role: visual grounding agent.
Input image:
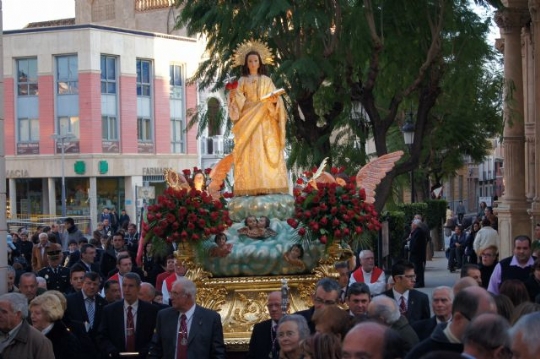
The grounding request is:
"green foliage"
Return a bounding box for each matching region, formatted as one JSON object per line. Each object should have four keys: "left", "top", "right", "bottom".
{"left": 383, "top": 211, "right": 406, "bottom": 260}
{"left": 425, "top": 200, "right": 448, "bottom": 230}
{"left": 177, "top": 0, "right": 503, "bottom": 210}
{"left": 397, "top": 203, "right": 428, "bottom": 226}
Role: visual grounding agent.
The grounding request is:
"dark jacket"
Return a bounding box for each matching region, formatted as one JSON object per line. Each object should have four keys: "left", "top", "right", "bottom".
{"left": 405, "top": 323, "right": 463, "bottom": 359}
{"left": 46, "top": 320, "right": 80, "bottom": 359}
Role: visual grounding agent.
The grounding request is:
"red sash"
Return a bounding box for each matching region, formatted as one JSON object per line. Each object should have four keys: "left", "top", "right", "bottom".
{"left": 164, "top": 273, "right": 177, "bottom": 292}
{"left": 352, "top": 266, "right": 383, "bottom": 284}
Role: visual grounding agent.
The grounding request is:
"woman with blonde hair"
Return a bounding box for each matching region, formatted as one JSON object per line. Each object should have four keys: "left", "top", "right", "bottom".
{"left": 29, "top": 293, "right": 78, "bottom": 359}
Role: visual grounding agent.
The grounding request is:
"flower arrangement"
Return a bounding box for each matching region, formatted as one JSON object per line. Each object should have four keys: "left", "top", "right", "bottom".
{"left": 287, "top": 167, "right": 382, "bottom": 250}
{"left": 142, "top": 177, "right": 232, "bottom": 249}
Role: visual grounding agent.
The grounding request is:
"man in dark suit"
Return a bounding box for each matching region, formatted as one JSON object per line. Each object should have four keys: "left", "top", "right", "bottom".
{"left": 148, "top": 277, "right": 225, "bottom": 359}
{"left": 139, "top": 282, "right": 169, "bottom": 311}
{"left": 74, "top": 244, "right": 100, "bottom": 274}
{"left": 63, "top": 271, "right": 107, "bottom": 359}
{"left": 382, "top": 260, "right": 430, "bottom": 326}
{"left": 97, "top": 273, "right": 159, "bottom": 358}
{"left": 411, "top": 286, "right": 453, "bottom": 341}
{"left": 295, "top": 278, "right": 341, "bottom": 333}
{"left": 246, "top": 291, "right": 287, "bottom": 359}
{"left": 101, "top": 232, "right": 127, "bottom": 278}
{"left": 408, "top": 219, "right": 427, "bottom": 287}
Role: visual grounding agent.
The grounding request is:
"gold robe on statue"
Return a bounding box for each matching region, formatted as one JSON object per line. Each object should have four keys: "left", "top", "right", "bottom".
{"left": 228, "top": 75, "right": 289, "bottom": 196}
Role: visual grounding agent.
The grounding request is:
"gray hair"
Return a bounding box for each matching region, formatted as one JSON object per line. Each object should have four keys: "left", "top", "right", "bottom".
{"left": 509, "top": 312, "right": 540, "bottom": 353}
{"left": 141, "top": 282, "right": 156, "bottom": 297}
{"left": 36, "top": 276, "right": 47, "bottom": 286}
{"left": 39, "top": 232, "right": 48, "bottom": 241}
{"left": 124, "top": 272, "right": 142, "bottom": 286}
{"left": 369, "top": 295, "right": 401, "bottom": 324}
{"left": 278, "top": 314, "right": 310, "bottom": 341}
{"left": 463, "top": 313, "right": 510, "bottom": 354}
{"left": 359, "top": 250, "right": 374, "bottom": 259}
{"left": 7, "top": 265, "right": 15, "bottom": 275}
{"left": 432, "top": 286, "right": 454, "bottom": 302}
{"left": 0, "top": 293, "right": 29, "bottom": 319}
{"left": 174, "top": 277, "right": 197, "bottom": 298}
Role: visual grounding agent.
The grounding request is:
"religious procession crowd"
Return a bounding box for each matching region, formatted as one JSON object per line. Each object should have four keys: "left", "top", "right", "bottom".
{"left": 1, "top": 207, "right": 540, "bottom": 359}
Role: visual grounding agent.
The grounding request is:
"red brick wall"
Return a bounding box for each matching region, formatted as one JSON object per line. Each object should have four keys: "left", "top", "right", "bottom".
{"left": 79, "top": 72, "right": 102, "bottom": 153}
{"left": 4, "top": 78, "right": 15, "bottom": 155}
{"left": 185, "top": 83, "right": 198, "bottom": 155}
{"left": 154, "top": 77, "right": 171, "bottom": 154}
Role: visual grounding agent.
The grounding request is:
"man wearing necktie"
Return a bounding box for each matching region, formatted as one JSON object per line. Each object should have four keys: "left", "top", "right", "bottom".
{"left": 148, "top": 277, "right": 225, "bottom": 359}
{"left": 246, "top": 291, "right": 288, "bottom": 359}
{"left": 97, "top": 272, "right": 158, "bottom": 358}
{"left": 63, "top": 272, "right": 107, "bottom": 359}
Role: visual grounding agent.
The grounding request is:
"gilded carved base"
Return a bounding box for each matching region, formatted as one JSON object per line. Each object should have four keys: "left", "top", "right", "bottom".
{"left": 177, "top": 244, "right": 345, "bottom": 351}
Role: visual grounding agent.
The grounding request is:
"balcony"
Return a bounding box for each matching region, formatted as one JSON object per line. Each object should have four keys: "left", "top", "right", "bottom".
{"left": 200, "top": 136, "right": 234, "bottom": 156}
{"left": 135, "top": 0, "right": 175, "bottom": 11}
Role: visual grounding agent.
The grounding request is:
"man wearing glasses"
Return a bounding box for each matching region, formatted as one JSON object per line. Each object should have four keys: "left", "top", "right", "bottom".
{"left": 382, "top": 260, "right": 429, "bottom": 325}
{"left": 246, "top": 291, "right": 288, "bottom": 359}
{"left": 405, "top": 286, "right": 496, "bottom": 359}
{"left": 148, "top": 277, "right": 225, "bottom": 359}
{"left": 295, "top": 278, "right": 340, "bottom": 333}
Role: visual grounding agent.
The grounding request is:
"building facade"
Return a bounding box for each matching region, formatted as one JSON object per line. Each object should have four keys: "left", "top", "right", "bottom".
{"left": 3, "top": 0, "right": 203, "bottom": 228}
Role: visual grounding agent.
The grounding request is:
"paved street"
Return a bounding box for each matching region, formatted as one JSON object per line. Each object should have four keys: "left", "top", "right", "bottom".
{"left": 416, "top": 251, "right": 459, "bottom": 299}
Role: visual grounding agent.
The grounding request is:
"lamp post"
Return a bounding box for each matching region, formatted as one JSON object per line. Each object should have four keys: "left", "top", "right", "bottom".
{"left": 401, "top": 112, "right": 416, "bottom": 203}
{"left": 51, "top": 133, "right": 75, "bottom": 217}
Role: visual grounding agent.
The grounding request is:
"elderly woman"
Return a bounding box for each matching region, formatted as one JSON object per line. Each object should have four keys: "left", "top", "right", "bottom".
{"left": 29, "top": 293, "right": 78, "bottom": 359}
{"left": 277, "top": 314, "right": 310, "bottom": 359}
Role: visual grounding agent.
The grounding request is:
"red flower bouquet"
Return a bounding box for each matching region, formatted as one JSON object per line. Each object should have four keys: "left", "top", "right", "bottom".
{"left": 288, "top": 168, "right": 381, "bottom": 250}
{"left": 142, "top": 185, "right": 232, "bottom": 249}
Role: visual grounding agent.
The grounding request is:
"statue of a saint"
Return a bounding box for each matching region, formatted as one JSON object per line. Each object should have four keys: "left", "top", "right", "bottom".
{"left": 209, "top": 40, "right": 289, "bottom": 197}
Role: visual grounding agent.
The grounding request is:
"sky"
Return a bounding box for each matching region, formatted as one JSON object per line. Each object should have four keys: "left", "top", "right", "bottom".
{"left": 3, "top": 0, "right": 75, "bottom": 30}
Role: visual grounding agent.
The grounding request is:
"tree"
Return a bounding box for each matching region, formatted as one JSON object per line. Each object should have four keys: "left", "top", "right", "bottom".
{"left": 177, "top": 0, "right": 503, "bottom": 212}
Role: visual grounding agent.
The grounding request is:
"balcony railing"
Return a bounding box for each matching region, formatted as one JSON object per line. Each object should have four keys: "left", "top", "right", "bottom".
{"left": 135, "top": 0, "right": 175, "bottom": 11}
{"left": 201, "top": 136, "right": 234, "bottom": 156}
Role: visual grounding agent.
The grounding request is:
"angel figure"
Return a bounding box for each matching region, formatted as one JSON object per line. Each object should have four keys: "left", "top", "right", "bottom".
{"left": 257, "top": 216, "right": 277, "bottom": 239}
{"left": 237, "top": 215, "right": 264, "bottom": 238}
{"left": 209, "top": 233, "right": 233, "bottom": 258}
{"left": 283, "top": 244, "right": 306, "bottom": 270}
{"left": 209, "top": 40, "right": 289, "bottom": 197}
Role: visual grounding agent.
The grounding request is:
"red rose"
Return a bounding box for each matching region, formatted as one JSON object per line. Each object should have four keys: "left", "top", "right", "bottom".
{"left": 355, "top": 226, "right": 363, "bottom": 234}
{"left": 225, "top": 80, "right": 238, "bottom": 90}
{"left": 320, "top": 235, "right": 327, "bottom": 244}
{"left": 204, "top": 168, "right": 212, "bottom": 175}
{"left": 334, "top": 229, "right": 342, "bottom": 238}
{"left": 298, "top": 228, "right": 306, "bottom": 236}
{"left": 320, "top": 217, "right": 328, "bottom": 226}
{"left": 182, "top": 169, "right": 191, "bottom": 176}
{"left": 147, "top": 213, "right": 155, "bottom": 222}
{"left": 155, "top": 213, "right": 162, "bottom": 219}
{"left": 330, "top": 167, "right": 339, "bottom": 175}
{"left": 287, "top": 218, "right": 299, "bottom": 229}
{"left": 343, "top": 228, "right": 350, "bottom": 236}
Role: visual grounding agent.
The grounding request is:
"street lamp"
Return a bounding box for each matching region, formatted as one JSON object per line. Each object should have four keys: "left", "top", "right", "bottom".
{"left": 51, "top": 133, "right": 75, "bottom": 217}
{"left": 401, "top": 112, "right": 415, "bottom": 203}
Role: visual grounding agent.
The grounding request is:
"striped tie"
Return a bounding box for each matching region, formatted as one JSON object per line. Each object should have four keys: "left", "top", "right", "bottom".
{"left": 86, "top": 297, "right": 95, "bottom": 328}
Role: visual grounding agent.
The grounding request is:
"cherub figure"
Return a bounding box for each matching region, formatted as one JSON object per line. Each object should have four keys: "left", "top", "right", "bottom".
{"left": 209, "top": 233, "right": 233, "bottom": 258}
{"left": 192, "top": 171, "right": 206, "bottom": 192}
{"left": 283, "top": 244, "right": 305, "bottom": 270}
{"left": 237, "top": 215, "right": 264, "bottom": 238}
{"left": 257, "top": 216, "right": 277, "bottom": 239}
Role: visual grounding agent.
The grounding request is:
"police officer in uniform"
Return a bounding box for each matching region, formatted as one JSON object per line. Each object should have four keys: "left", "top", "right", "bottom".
{"left": 38, "top": 243, "right": 71, "bottom": 292}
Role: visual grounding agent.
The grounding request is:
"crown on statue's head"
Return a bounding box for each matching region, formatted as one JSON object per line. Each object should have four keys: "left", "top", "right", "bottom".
{"left": 232, "top": 39, "right": 274, "bottom": 67}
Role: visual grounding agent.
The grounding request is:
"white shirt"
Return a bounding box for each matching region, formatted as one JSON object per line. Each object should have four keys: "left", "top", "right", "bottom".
{"left": 392, "top": 288, "right": 409, "bottom": 309}
{"left": 349, "top": 267, "right": 387, "bottom": 295}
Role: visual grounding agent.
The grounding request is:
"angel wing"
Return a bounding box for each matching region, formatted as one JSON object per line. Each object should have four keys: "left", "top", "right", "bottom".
{"left": 308, "top": 158, "right": 333, "bottom": 189}
{"left": 208, "top": 154, "right": 234, "bottom": 199}
{"left": 312, "top": 157, "right": 329, "bottom": 181}
{"left": 164, "top": 169, "right": 190, "bottom": 190}
{"left": 356, "top": 151, "right": 404, "bottom": 204}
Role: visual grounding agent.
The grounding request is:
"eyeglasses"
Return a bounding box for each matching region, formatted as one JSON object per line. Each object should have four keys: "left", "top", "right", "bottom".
{"left": 398, "top": 274, "right": 416, "bottom": 280}
{"left": 313, "top": 297, "right": 337, "bottom": 306}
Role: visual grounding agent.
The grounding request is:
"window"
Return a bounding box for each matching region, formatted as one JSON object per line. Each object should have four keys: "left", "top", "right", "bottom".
{"left": 171, "top": 118, "right": 185, "bottom": 153}
{"left": 17, "top": 58, "right": 38, "bottom": 96}
{"left": 136, "top": 59, "right": 151, "bottom": 97}
{"left": 101, "top": 55, "right": 117, "bottom": 94}
{"left": 102, "top": 116, "right": 118, "bottom": 140}
{"left": 137, "top": 117, "right": 152, "bottom": 141}
{"left": 57, "top": 116, "right": 80, "bottom": 137}
{"left": 170, "top": 64, "right": 183, "bottom": 99}
{"left": 18, "top": 118, "right": 39, "bottom": 142}
{"left": 56, "top": 55, "right": 78, "bottom": 94}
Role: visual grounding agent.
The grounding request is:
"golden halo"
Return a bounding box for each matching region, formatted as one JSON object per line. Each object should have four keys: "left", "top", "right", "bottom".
{"left": 232, "top": 39, "right": 275, "bottom": 67}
